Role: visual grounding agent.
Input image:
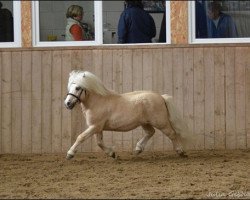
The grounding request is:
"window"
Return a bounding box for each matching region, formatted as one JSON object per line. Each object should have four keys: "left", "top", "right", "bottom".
{"left": 32, "top": 1, "right": 102, "bottom": 47}
{"left": 189, "top": 0, "right": 250, "bottom": 43}
{"left": 0, "top": 1, "right": 21, "bottom": 48}
{"left": 103, "top": 1, "right": 171, "bottom": 44}
{"left": 32, "top": 1, "right": 170, "bottom": 47}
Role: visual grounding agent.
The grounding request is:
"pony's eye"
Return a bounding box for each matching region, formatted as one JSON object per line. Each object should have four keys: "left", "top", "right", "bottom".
{"left": 76, "top": 86, "right": 81, "bottom": 91}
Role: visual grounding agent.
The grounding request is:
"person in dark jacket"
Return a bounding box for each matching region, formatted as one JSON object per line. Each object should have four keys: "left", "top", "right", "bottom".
{"left": 0, "top": 1, "right": 14, "bottom": 42}
{"left": 207, "top": 1, "right": 238, "bottom": 38}
{"left": 118, "top": 0, "right": 156, "bottom": 43}
{"left": 195, "top": 0, "right": 208, "bottom": 38}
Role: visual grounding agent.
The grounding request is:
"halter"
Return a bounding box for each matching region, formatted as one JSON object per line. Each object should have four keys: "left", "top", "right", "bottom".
{"left": 67, "top": 88, "right": 84, "bottom": 102}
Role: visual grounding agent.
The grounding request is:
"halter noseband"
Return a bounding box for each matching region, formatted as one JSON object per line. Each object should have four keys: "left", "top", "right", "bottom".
{"left": 67, "top": 88, "right": 84, "bottom": 102}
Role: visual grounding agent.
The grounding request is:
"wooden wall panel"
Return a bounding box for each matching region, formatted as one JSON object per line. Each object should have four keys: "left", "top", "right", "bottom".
{"left": 21, "top": 51, "right": 32, "bottom": 153}
{"left": 52, "top": 51, "right": 62, "bottom": 153}
{"left": 183, "top": 48, "right": 194, "bottom": 150}
{"left": 0, "top": 46, "right": 249, "bottom": 154}
{"left": 225, "top": 47, "right": 236, "bottom": 149}
{"left": 235, "top": 47, "right": 247, "bottom": 149}
{"left": 11, "top": 52, "right": 22, "bottom": 153}
{"left": 204, "top": 48, "right": 215, "bottom": 150}
{"left": 193, "top": 48, "right": 205, "bottom": 150}
{"left": 214, "top": 47, "right": 226, "bottom": 149}
{"left": 2, "top": 52, "right": 12, "bottom": 153}
{"left": 142, "top": 49, "right": 153, "bottom": 92}
{"left": 31, "top": 51, "right": 42, "bottom": 153}
{"left": 41, "top": 51, "right": 52, "bottom": 153}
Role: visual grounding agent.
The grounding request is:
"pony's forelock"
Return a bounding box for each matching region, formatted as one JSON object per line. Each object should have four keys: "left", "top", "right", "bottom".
{"left": 68, "top": 70, "right": 111, "bottom": 96}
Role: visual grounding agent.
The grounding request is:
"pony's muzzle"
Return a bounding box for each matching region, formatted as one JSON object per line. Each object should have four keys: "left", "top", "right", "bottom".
{"left": 65, "top": 100, "right": 74, "bottom": 110}
{"left": 66, "top": 101, "right": 71, "bottom": 108}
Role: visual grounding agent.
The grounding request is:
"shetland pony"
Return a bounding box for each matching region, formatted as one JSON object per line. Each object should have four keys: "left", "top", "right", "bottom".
{"left": 65, "top": 70, "right": 193, "bottom": 160}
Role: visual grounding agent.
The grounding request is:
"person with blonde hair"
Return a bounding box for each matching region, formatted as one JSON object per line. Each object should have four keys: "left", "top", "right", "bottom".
{"left": 65, "top": 5, "right": 85, "bottom": 41}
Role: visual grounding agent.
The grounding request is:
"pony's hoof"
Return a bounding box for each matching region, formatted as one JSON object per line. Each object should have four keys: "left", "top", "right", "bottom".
{"left": 134, "top": 149, "right": 142, "bottom": 155}
{"left": 66, "top": 154, "right": 74, "bottom": 160}
{"left": 179, "top": 152, "right": 188, "bottom": 158}
{"left": 110, "top": 152, "right": 116, "bottom": 159}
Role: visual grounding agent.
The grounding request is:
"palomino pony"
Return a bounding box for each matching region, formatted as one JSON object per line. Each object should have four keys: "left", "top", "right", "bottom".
{"left": 64, "top": 70, "right": 192, "bottom": 160}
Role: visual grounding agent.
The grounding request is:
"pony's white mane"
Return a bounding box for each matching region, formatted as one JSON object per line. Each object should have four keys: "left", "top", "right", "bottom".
{"left": 68, "top": 70, "right": 112, "bottom": 96}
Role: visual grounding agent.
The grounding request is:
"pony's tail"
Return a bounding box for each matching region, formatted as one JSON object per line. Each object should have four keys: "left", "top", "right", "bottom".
{"left": 162, "top": 94, "right": 196, "bottom": 150}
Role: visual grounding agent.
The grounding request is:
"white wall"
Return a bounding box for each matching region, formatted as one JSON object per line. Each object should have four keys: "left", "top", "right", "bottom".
{"left": 103, "top": 1, "right": 123, "bottom": 43}
{"left": 103, "top": 1, "right": 124, "bottom": 29}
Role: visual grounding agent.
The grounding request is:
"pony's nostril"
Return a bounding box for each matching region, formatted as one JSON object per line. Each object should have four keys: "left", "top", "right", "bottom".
{"left": 67, "top": 101, "right": 71, "bottom": 106}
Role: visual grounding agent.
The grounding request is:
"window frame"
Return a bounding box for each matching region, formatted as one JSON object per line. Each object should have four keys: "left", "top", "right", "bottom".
{"left": 188, "top": 1, "right": 250, "bottom": 44}
{"left": 32, "top": 1, "right": 103, "bottom": 47}
{"left": 165, "top": 1, "right": 171, "bottom": 45}
{"left": 32, "top": 1, "right": 171, "bottom": 47}
{"left": 0, "top": 1, "right": 21, "bottom": 48}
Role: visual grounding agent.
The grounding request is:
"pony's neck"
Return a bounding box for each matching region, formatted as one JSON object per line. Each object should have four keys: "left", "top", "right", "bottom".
{"left": 80, "top": 89, "right": 119, "bottom": 110}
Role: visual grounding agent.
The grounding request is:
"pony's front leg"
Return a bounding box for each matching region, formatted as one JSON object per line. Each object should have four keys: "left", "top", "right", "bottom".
{"left": 96, "top": 132, "right": 116, "bottom": 158}
{"left": 66, "top": 126, "right": 97, "bottom": 160}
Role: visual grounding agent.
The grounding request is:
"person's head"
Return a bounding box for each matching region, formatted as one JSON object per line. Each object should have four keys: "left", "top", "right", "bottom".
{"left": 66, "top": 5, "right": 83, "bottom": 21}
{"left": 125, "top": 0, "right": 143, "bottom": 9}
{"left": 207, "top": 1, "right": 222, "bottom": 20}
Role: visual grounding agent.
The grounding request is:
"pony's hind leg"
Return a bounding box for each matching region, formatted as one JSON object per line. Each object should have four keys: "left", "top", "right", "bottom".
{"left": 160, "top": 126, "right": 187, "bottom": 157}
{"left": 135, "top": 124, "right": 155, "bottom": 155}
{"left": 96, "top": 132, "right": 116, "bottom": 158}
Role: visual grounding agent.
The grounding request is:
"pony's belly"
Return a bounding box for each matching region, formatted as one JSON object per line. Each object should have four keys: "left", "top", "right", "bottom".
{"left": 104, "top": 120, "right": 140, "bottom": 132}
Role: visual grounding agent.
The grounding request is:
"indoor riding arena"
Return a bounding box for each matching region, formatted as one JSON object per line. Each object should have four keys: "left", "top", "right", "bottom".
{"left": 0, "top": 1, "right": 249, "bottom": 199}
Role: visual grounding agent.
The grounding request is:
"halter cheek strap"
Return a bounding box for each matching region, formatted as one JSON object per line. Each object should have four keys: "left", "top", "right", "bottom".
{"left": 67, "top": 88, "right": 84, "bottom": 102}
